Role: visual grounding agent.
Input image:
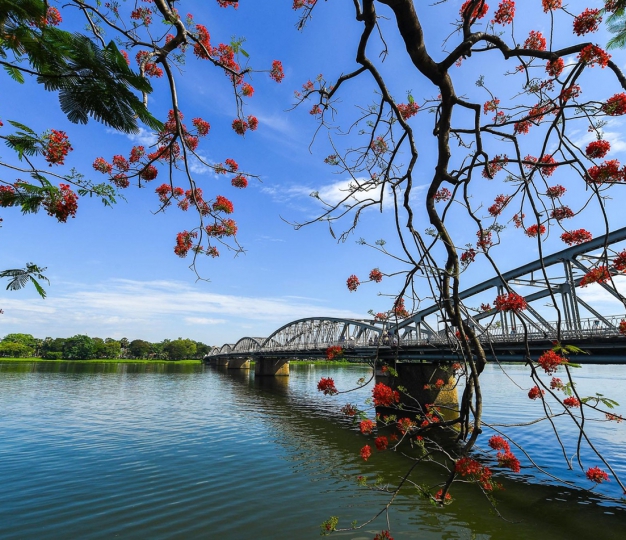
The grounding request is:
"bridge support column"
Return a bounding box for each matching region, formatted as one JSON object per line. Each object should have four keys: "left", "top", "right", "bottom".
{"left": 228, "top": 357, "right": 251, "bottom": 370}
{"left": 214, "top": 357, "right": 229, "bottom": 367}
{"left": 376, "top": 363, "right": 458, "bottom": 419}
{"left": 254, "top": 357, "right": 289, "bottom": 377}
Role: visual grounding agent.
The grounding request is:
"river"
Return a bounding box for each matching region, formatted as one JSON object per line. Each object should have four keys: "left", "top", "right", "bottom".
{"left": 0, "top": 361, "right": 625, "bottom": 539}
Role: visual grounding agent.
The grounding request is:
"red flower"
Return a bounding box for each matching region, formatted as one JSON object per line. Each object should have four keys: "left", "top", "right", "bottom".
{"left": 460, "top": 249, "right": 477, "bottom": 266}
{"left": 45, "top": 7, "right": 62, "bottom": 26}
{"left": 370, "top": 136, "right": 388, "bottom": 155}
{"left": 586, "top": 140, "right": 611, "bottom": 159}
{"left": 488, "top": 435, "right": 510, "bottom": 452}
{"left": 248, "top": 116, "right": 259, "bottom": 131}
{"left": 550, "top": 377, "right": 564, "bottom": 390}
{"left": 434, "top": 187, "right": 452, "bottom": 202}
{"left": 369, "top": 268, "right": 383, "bottom": 283}
{"left": 483, "top": 98, "right": 500, "bottom": 115}
{"left": 241, "top": 83, "right": 254, "bottom": 97}
{"left": 546, "top": 185, "right": 566, "bottom": 199}
{"left": 620, "top": 320, "right": 626, "bottom": 336}
{"left": 578, "top": 44, "right": 611, "bottom": 68}
{"left": 586, "top": 466, "right": 609, "bottom": 483}
{"left": 455, "top": 457, "right": 482, "bottom": 476}
{"left": 44, "top": 183, "right": 78, "bottom": 222}
{"left": 488, "top": 194, "right": 511, "bottom": 217}
{"left": 434, "top": 489, "right": 452, "bottom": 503}
{"left": 346, "top": 274, "right": 360, "bottom": 292}
{"left": 231, "top": 175, "right": 248, "bottom": 189}
{"left": 612, "top": 250, "right": 626, "bottom": 271}
{"left": 550, "top": 206, "right": 575, "bottom": 221}
{"left": 212, "top": 195, "right": 234, "bottom": 214}
{"left": 542, "top": 0, "right": 562, "bottom": 11}
{"left": 528, "top": 386, "right": 545, "bottom": 400}
{"left": 360, "top": 445, "right": 372, "bottom": 461}
{"left": 494, "top": 292, "right": 527, "bottom": 312}
{"left": 573, "top": 9, "right": 602, "bottom": 36}
{"left": 174, "top": 230, "right": 197, "bottom": 257}
{"left": 325, "top": 345, "right": 343, "bottom": 360}
{"left": 497, "top": 451, "right": 521, "bottom": 473}
{"left": 397, "top": 101, "right": 420, "bottom": 119}
{"left": 269, "top": 60, "right": 284, "bottom": 83}
{"left": 43, "top": 130, "right": 72, "bottom": 166}
{"left": 524, "top": 31, "right": 546, "bottom": 51}
{"left": 397, "top": 417, "right": 415, "bottom": 434}
{"left": 538, "top": 350, "right": 568, "bottom": 374}
{"left": 93, "top": 157, "right": 112, "bottom": 174}
{"left": 375, "top": 436, "right": 389, "bottom": 451}
{"left": 587, "top": 160, "right": 622, "bottom": 184}
{"left": 564, "top": 397, "right": 580, "bottom": 408}
{"left": 372, "top": 383, "right": 400, "bottom": 407}
{"left": 193, "top": 24, "right": 211, "bottom": 59}
{"left": 491, "top": 0, "right": 514, "bottom": 24}
{"left": 317, "top": 377, "right": 338, "bottom": 395}
{"left": 602, "top": 93, "right": 626, "bottom": 116}
{"left": 580, "top": 266, "right": 611, "bottom": 287}
{"left": 546, "top": 58, "right": 564, "bottom": 77}
{"left": 140, "top": 165, "right": 158, "bottom": 181}
{"left": 525, "top": 224, "right": 546, "bottom": 238}
{"left": 232, "top": 118, "right": 248, "bottom": 135}
{"left": 476, "top": 230, "right": 493, "bottom": 250}
{"left": 373, "top": 531, "right": 393, "bottom": 540}
{"left": 460, "top": 0, "right": 489, "bottom": 19}
{"left": 341, "top": 404, "right": 358, "bottom": 416}
{"left": 360, "top": 419, "right": 375, "bottom": 434}
{"left": 480, "top": 303, "right": 492, "bottom": 311}
{"left": 192, "top": 118, "right": 210, "bottom": 136}
{"left": 561, "top": 229, "right": 593, "bottom": 246}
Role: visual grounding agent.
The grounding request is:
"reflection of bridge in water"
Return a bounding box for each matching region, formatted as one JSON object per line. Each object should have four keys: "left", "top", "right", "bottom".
{"left": 207, "top": 227, "right": 626, "bottom": 370}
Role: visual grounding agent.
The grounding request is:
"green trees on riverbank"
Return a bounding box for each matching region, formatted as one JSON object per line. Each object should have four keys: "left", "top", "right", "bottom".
{"left": 0, "top": 333, "right": 211, "bottom": 361}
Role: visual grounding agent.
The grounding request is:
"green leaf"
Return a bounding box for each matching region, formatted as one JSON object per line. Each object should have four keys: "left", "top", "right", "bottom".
{"left": 3, "top": 64, "right": 24, "bottom": 83}
{"left": 7, "top": 120, "right": 37, "bottom": 135}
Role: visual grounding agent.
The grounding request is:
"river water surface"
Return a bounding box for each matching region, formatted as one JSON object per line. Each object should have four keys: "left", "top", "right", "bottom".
{"left": 0, "top": 361, "right": 625, "bottom": 539}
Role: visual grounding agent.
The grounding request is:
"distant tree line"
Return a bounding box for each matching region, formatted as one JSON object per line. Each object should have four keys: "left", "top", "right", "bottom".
{"left": 0, "top": 333, "right": 211, "bottom": 361}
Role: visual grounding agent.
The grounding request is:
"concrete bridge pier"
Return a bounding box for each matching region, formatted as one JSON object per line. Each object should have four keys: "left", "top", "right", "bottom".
{"left": 228, "top": 357, "right": 251, "bottom": 370}
{"left": 376, "top": 363, "right": 458, "bottom": 420}
{"left": 214, "top": 357, "right": 230, "bottom": 367}
{"left": 254, "top": 357, "right": 289, "bottom": 377}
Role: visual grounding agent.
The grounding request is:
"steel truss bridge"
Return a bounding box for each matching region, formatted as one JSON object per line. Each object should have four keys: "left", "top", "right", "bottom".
{"left": 207, "top": 227, "right": 626, "bottom": 365}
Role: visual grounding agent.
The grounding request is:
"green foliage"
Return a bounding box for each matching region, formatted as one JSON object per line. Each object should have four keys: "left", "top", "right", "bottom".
{"left": 319, "top": 516, "right": 338, "bottom": 536}
{"left": 129, "top": 339, "right": 152, "bottom": 359}
{"left": 0, "top": 262, "right": 49, "bottom": 298}
{"left": 42, "top": 351, "right": 63, "bottom": 360}
{"left": 606, "top": 1, "right": 626, "bottom": 50}
{"left": 164, "top": 338, "right": 197, "bottom": 360}
{"left": 0, "top": 341, "right": 33, "bottom": 357}
{"left": 62, "top": 334, "right": 95, "bottom": 360}
{"left": 0, "top": 0, "right": 162, "bottom": 133}
{"left": 1, "top": 332, "right": 37, "bottom": 348}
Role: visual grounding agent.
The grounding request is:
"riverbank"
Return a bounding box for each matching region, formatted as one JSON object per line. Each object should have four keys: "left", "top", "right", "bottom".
{"left": 0, "top": 358, "right": 364, "bottom": 366}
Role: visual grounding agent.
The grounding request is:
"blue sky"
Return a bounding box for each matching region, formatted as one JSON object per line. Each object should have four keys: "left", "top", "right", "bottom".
{"left": 2, "top": 0, "right": 626, "bottom": 345}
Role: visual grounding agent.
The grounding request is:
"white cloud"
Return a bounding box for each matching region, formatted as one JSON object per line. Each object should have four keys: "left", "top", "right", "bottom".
{"left": 184, "top": 317, "right": 227, "bottom": 325}
{"left": 106, "top": 127, "right": 157, "bottom": 147}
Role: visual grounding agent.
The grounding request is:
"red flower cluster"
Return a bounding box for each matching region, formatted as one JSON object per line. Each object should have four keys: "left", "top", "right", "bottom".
{"left": 574, "top": 9, "right": 602, "bottom": 36}
{"left": 494, "top": 292, "right": 527, "bottom": 312}
{"left": 360, "top": 419, "right": 375, "bottom": 435}
{"left": 397, "top": 101, "right": 420, "bottom": 119}
{"left": 602, "top": 93, "right": 626, "bottom": 116}
{"left": 455, "top": 457, "right": 495, "bottom": 491}
{"left": 542, "top": 0, "right": 562, "bottom": 11}
{"left": 525, "top": 224, "right": 546, "bottom": 238}
{"left": 580, "top": 266, "right": 611, "bottom": 287}
{"left": 460, "top": 0, "right": 489, "bottom": 19}
{"left": 586, "top": 140, "right": 611, "bottom": 159}
{"left": 492, "top": 0, "right": 515, "bottom": 25}
{"left": 346, "top": 274, "right": 360, "bottom": 292}
{"left": 360, "top": 445, "right": 371, "bottom": 461}
{"left": 174, "top": 230, "right": 197, "bottom": 257}
{"left": 578, "top": 44, "right": 611, "bottom": 68}
{"left": 480, "top": 303, "right": 492, "bottom": 311}
{"left": 375, "top": 436, "right": 389, "bottom": 451}
{"left": 135, "top": 50, "right": 163, "bottom": 77}
{"left": 551, "top": 377, "right": 564, "bottom": 390}
{"left": 538, "top": 350, "right": 568, "bottom": 374}
{"left": 43, "top": 130, "right": 72, "bottom": 166}
{"left": 270, "top": 60, "right": 285, "bottom": 83}
{"left": 587, "top": 160, "right": 623, "bottom": 184}
{"left": 612, "top": 250, "right": 626, "bottom": 271}
{"left": 231, "top": 175, "right": 248, "bottom": 189}
{"left": 563, "top": 397, "right": 580, "bottom": 408}
{"left": 476, "top": 230, "right": 493, "bottom": 250}
{"left": 373, "top": 531, "right": 393, "bottom": 540}
{"left": 550, "top": 206, "right": 575, "bottom": 221}
{"left": 212, "top": 195, "right": 234, "bottom": 214}
{"left": 434, "top": 187, "right": 452, "bottom": 202}
{"left": 488, "top": 194, "right": 511, "bottom": 217}
{"left": 372, "top": 382, "right": 400, "bottom": 407}
{"left": 546, "top": 185, "right": 566, "bottom": 198}
{"left": 460, "top": 248, "right": 477, "bottom": 266}
{"left": 130, "top": 7, "right": 152, "bottom": 25}
{"left": 44, "top": 183, "right": 78, "bottom": 222}
{"left": 498, "top": 451, "right": 521, "bottom": 473}
{"left": 317, "top": 377, "right": 338, "bottom": 395}
{"left": 341, "top": 404, "right": 358, "bottom": 417}
{"left": 561, "top": 229, "right": 592, "bottom": 246}
{"left": 524, "top": 30, "right": 546, "bottom": 51}
{"left": 325, "top": 345, "right": 343, "bottom": 360}
{"left": 45, "top": 7, "right": 62, "bottom": 26}
{"left": 546, "top": 58, "right": 564, "bottom": 77}
{"left": 370, "top": 136, "right": 388, "bottom": 155}
{"left": 397, "top": 417, "right": 415, "bottom": 434}
{"left": 482, "top": 155, "right": 508, "bottom": 178}
{"left": 483, "top": 98, "right": 500, "bottom": 115}
{"left": 586, "top": 466, "right": 609, "bottom": 483}
{"left": 193, "top": 24, "right": 211, "bottom": 59}
{"left": 488, "top": 435, "right": 509, "bottom": 451}
{"left": 528, "top": 386, "right": 545, "bottom": 400}
{"left": 434, "top": 489, "right": 452, "bottom": 503}
{"left": 232, "top": 116, "right": 258, "bottom": 135}
{"left": 205, "top": 219, "right": 238, "bottom": 238}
